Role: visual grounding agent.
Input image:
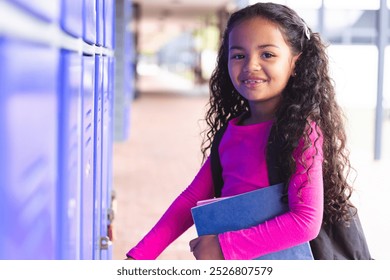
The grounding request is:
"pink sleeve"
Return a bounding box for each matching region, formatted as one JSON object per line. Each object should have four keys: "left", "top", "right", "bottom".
{"left": 219, "top": 124, "right": 324, "bottom": 260}
{"left": 126, "top": 158, "right": 214, "bottom": 260}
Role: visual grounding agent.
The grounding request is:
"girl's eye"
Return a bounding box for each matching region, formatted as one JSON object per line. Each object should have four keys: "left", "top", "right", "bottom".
{"left": 231, "top": 54, "right": 245, "bottom": 60}
{"left": 262, "top": 52, "right": 274, "bottom": 59}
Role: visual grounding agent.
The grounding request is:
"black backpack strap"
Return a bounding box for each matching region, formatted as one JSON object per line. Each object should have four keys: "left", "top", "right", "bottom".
{"left": 210, "top": 125, "right": 227, "bottom": 198}
{"left": 266, "top": 124, "right": 288, "bottom": 185}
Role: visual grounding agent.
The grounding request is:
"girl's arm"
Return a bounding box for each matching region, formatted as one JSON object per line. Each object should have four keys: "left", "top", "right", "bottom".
{"left": 126, "top": 158, "right": 214, "bottom": 260}
{"left": 219, "top": 125, "right": 324, "bottom": 260}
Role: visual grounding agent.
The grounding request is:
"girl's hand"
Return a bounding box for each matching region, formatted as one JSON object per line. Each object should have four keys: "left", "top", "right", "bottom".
{"left": 189, "top": 235, "right": 224, "bottom": 260}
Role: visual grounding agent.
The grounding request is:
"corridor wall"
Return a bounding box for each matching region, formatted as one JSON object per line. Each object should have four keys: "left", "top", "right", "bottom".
{"left": 0, "top": 0, "right": 119, "bottom": 259}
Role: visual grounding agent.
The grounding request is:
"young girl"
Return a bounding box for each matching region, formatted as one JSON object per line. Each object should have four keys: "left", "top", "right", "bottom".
{"left": 126, "top": 2, "right": 355, "bottom": 260}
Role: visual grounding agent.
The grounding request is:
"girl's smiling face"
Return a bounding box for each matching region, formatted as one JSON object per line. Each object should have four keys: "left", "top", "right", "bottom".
{"left": 228, "top": 17, "right": 300, "bottom": 120}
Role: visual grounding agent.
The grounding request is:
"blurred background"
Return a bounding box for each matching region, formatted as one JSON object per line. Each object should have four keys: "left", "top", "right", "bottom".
{"left": 0, "top": 0, "right": 389, "bottom": 260}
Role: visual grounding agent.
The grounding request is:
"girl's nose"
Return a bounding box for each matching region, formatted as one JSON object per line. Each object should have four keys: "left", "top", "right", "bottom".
{"left": 244, "top": 56, "right": 261, "bottom": 72}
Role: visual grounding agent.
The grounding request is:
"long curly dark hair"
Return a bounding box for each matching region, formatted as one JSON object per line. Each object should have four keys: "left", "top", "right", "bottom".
{"left": 201, "top": 2, "right": 355, "bottom": 224}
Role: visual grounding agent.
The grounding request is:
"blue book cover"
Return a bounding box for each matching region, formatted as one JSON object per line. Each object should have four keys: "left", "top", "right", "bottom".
{"left": 191, "top": 183, "right": 314, "bottom": 260}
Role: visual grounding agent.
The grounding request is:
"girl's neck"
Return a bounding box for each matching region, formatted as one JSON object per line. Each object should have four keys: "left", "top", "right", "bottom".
{"left": 242, "top": 96, "right": 280, "bottom": 125}
{"left": 241, "top": 103, "right": 277, "bottom": 125}
{"left": 241, "top": 112, "right": 275, "bottom": 125}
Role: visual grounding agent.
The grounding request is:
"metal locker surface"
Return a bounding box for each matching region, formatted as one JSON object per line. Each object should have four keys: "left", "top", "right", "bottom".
{"left": 7, "top": 0, "right": 60, "bottom": 22}
{"left": 83, "top": 0, "right": 97, "bottom": 45}
{"left": 107, "top": 56, "right": 116, "bottom": 259}
{"left": 80, "top": 54, "right": 95, "bottom": 260}
{"left": 61, "top": 0, "right": 83, "bottom": 38}
{"left": 100, "top": 55, "right": 112, "bottom": 260}
{"left": 58, "top": 50, "right": 82, "bottom": 260}
{"left": 104, "top": 0, "right": 115, "bottom": 49}
{"left": 93, "top": 54, "right": 103, "bottom": 259}
{"left": 0, "top": 38, "right": 59, "bottom": 259}
{"left": 96, "top": 0, "right": 104, "bottom": 46}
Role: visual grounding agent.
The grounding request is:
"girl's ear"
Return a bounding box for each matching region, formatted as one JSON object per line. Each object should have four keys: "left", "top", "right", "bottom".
{"left": 290, "top": 52, "right": 302, "bottom": 76}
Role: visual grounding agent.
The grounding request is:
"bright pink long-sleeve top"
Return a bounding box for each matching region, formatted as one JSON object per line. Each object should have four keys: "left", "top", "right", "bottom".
{"left": 127, "top": 117, "right": 323, "bottom": 260}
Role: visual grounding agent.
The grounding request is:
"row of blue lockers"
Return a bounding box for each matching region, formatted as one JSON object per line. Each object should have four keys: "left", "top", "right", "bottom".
{"left": 0, "top": 0, "right": 120, "bottom": 259}
{"left": 0, "top": 38, "right": 115, "bottom": 260}
{"left": 6, "top": 0, "right": 115, "bottom": 47}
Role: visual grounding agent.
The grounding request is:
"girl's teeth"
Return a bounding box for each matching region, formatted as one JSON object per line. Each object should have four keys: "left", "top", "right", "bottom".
{"left": 244, "top": 80, "right": 263, "bottom": 84}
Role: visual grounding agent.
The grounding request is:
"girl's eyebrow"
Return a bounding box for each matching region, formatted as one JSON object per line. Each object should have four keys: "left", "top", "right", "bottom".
{"left": 229, "top": 44, "right": 280, "bottom": 50}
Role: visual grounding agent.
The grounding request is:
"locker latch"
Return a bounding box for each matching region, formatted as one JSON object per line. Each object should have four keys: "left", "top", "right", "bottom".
{"left": 99, "top": 236, "right": 111, "bottom": 250}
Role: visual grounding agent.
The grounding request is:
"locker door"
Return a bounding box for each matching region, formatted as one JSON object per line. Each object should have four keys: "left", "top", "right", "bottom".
{"left": 58, "top": 50, "right": 82, "bottom": 259}
{"left": 104, "top": 0, "right": 115, "bottom": 49}
{"left": 61, "top": 0, "right": 83, "bottom": 38}
{"left": 80, "top": 55, "right": 95, "bottom": 260}
{"left": 100, "top": 56, "right": 113, "bottom": 260}
{"left": 0, "top": 38, "right": 59, "bottom": 259}
{"left": 108, "top": 56, "right": 116, "bottom": 260}
{"left": 96, "top": 0, "right": 104, "bottom": 46}
{"left": 83, "top": 0, "right": 97, "bottom": 45}
{"left": 6, "top": 0, "right": 60, "bottom": 22}
{"left": 93, "top": 55, "right": 103, "bottom": 259}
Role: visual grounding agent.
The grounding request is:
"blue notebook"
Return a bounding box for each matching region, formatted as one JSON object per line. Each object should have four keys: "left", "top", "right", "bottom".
{"left": 191, "top": 183, "right": 313, "bottom": 260}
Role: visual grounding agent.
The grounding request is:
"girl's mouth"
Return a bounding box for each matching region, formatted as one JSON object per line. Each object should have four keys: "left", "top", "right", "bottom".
{"left": 243, "top": 79, "right": 266, "bottom": 84}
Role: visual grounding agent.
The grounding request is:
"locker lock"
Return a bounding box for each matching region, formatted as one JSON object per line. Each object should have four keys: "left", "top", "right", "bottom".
{"left": 99, "top": 236, "right": 111, "bottom": 250}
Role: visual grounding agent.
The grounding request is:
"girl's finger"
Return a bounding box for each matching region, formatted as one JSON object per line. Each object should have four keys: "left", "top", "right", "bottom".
{"left": 189, "top": 237, "right": 199, "bottom": 252}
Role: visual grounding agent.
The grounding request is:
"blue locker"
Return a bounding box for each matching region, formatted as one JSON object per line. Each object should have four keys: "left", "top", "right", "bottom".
{"left": 104, "top": 0, "right": 115, "bottom": 49}
{"left": 83, "top": 0, "right": 97, "bottom": 45}
{"left": 61, "top": 0, "right": 83, "bottom": 38}
{"left": 80, "top": 55, "right": 95, "bottom": 260}
{"left": 107, "top": 56, "right": 115, "bottom": 259}
{"left": 93, "top": 55, "right": 103, "bottom": 259}
{"left": 100, "top": 55, "right": 112, "bottom": 260}
{"left": 58, "top": 50, "right": 82, "bottom": 260}
{"left": 0, "top": 38, "right": 59, "bottom": 259}
{"left": 96, "top": 0, "right": 104, "bottom": 46}
{"left": 7, "top": 0, "right": 60, "bottom": 22}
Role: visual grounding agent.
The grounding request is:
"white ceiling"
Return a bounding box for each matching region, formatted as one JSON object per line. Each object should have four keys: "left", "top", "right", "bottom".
{"left": 132, "top": 0, "right": 235, "bottom": 53}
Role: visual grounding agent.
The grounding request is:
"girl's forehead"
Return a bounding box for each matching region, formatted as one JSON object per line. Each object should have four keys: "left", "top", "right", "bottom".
{"left": 228, "top": 17, "right": 288, "bottom": 46}
{"left": 230, "top": 17, "right": 281, "bottom": 34}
